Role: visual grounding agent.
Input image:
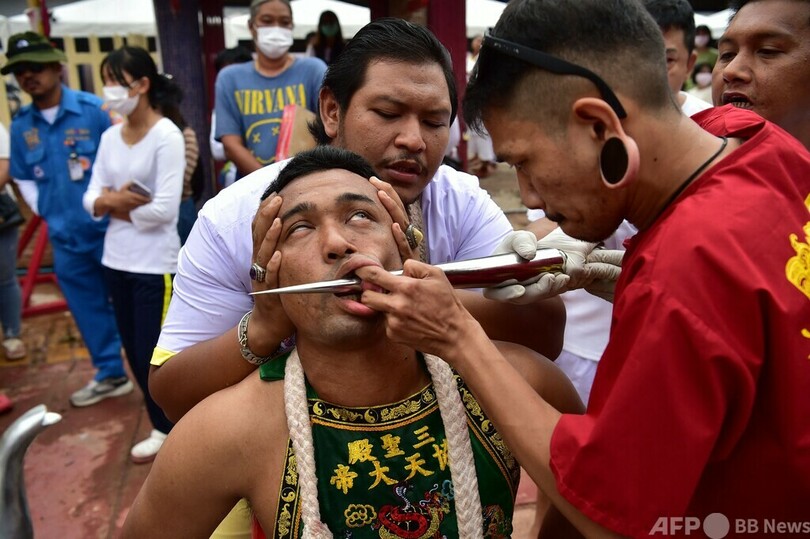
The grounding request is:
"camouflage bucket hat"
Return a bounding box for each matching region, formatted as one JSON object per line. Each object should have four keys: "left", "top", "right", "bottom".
{"left": 1, "top": 32, "right": 67, "bottom": 75}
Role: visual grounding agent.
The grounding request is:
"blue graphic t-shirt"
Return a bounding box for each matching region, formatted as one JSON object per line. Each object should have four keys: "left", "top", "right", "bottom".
{"left": 214, "top": 57, "right": 326, "bottom": 167}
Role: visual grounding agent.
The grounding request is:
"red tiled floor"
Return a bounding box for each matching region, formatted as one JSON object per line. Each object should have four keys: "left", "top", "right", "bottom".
{"left": 517, "top": 467, "right": 539, "bottom": 505}
{"left": 0, "top": 312, "right": 152, "bottom": 539}
{"left": 514, "top": 468, "right": 542, "bottom": 539}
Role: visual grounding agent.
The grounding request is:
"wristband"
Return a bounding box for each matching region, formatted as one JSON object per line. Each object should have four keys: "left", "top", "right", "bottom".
{"left": 237, "top": 310, "right": 273, "bottom": 366}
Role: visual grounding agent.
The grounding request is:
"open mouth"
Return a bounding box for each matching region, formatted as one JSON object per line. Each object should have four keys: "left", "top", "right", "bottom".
{"left": 723, "top": 94, "right": 753, "bottom": 110}
{"left": 333, "top": 271, "right": 386, "bottom": 300}
{"left": 334, "top": 271, "right": 360, "bottom": 298}
{"left": 388, "top": 160, "right": 423, "bottom": 176}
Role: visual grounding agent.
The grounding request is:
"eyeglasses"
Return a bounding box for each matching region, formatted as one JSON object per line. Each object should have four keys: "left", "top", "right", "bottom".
{"left": 481, "top": 31, "right": 627, "bottom": 119}
{"left": 11, "top": 63, "right": 47, "bottom": 76}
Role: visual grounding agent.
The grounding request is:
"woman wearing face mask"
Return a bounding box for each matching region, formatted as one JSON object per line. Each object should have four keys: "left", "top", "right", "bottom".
{"left": 687, "top": 62, "right": 714, "bottom": 104}
{"left": 308, "top": 10, "right": 345, "bottom": 65}
{"left": 82, "top": 45, "right": 185, "bottom": 464}
{"left": 694, "top": 25, "right": 718, "bottom": 69}
{"left": 214, "top": 0, "right": 327, "bottom": 177}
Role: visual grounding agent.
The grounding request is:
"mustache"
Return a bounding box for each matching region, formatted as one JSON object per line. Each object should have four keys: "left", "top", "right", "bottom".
{"left": 379, "top": 153, "right": 427, "bottom": 171}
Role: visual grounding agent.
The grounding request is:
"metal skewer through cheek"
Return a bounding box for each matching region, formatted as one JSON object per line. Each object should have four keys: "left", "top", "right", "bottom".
{"left": 249, "top": 249, "right": 566, "bottom": 296}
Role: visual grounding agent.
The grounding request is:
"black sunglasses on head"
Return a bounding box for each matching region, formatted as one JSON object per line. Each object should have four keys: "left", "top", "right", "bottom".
{"left": 481, "top": 31, "right": 627, "bottom": 119}
{"left": 11, "top": 63, "right": 47, "bottom": 76}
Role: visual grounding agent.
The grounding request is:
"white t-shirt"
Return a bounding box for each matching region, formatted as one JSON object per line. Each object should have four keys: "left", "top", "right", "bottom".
{"left": 526, "top": 208, "right": 637, "bottom": 361}
{"left": 209, "top": 111, "right": 226, "bottom": 162}
{"left": 39, "top": 105, "right": 59, "bottom": 125}
{"left": 1, "top": 123, "right": 12, "bottom": 198}
{"left": 687, "top": 86, "right": 713, "bottom": 105}
{"left": 557, "top": 222, "right": 637, "bottom": 361}
{"left": 155, "top": 161, "right": 512, "bottom": 357}
{"left": 445, "top": 117, "right": 461, "bottom": 160}
{"left": 83, "top": 117, "right": 185, "bottom": 274}
{"left": 0, "top": 122, "right": 9, "bottom": 159}
{"left": 680, "top": 91, "right": 712, "bottom": 117}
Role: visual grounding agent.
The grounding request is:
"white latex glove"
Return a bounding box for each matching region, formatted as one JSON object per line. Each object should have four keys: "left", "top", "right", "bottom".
{"left": 483, "top": 229, "right": 573, "bottom": 304}
{"left": 493, "top": 229, "right": 539, "bottom": 260}
{"left": 582, "top": 249, "right": 624, "bottom": 302}
{"left": 484, "top": 228, "right": 624, "bottom": 304}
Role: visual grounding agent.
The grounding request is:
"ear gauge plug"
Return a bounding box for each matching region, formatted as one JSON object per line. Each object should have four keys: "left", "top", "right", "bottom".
{"left": 600, "top": 136, "right": 639, "bottom": 187}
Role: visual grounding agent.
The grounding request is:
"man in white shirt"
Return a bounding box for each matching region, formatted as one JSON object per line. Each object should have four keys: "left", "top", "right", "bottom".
{"left": 149, "top": 18, "right": 567, "bottom": 424}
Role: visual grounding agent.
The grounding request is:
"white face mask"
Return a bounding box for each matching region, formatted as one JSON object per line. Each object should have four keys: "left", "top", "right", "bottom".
{"left": 103, "top": 85, "right": 140, "bottom": 116}
{"left": 255, "top": 26, "right": 293, "bottom": 59}
{"left": 695, "top": 35, "right": 710, "bottom": 48}
{"left": 695, "top": 72, "right": 713, "bottom": 88}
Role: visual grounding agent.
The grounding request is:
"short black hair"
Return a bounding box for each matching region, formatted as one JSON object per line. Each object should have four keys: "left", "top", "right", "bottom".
{"left": 249, "top": 0, "right": 292, "bottom": 25}
{"left": 463, "top": 0, "right": 671, "bottom": 134}
{"left": 695, "top": 24, "right": 712, "bottom": 36}
{"left": 642, "top": 0, "right": 696, "bottom": 54}
{"left": 261, "top": 146, "right": 378, "bottom": 200}
{"left": 308, "top": 18, "right": 457, "bottom": 144}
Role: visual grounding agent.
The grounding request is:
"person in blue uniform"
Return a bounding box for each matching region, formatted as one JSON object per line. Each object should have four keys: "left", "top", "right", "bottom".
{"left": 3, "top": 32, "right": 132, "bottom": 407}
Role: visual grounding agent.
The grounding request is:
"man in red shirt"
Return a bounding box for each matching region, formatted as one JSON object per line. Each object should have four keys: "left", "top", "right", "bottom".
{"left": 355, "top": 0, "right": 810, "bottom": 536}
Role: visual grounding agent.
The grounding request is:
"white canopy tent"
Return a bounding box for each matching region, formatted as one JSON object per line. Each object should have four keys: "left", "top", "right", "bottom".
{"left": 3, "top": 0, "right": 371, "bottom": 47}
{"left": 465, "top": 0, "right": 507, "bottom": 38}
{"left": 464, "top": 4, "right": 735, "bottom": 42}
{"left": 224, "top": 1, "right": 733, "bottom": 45}
{"left": 6, "top": 0, "right": 156, "bottom": 38}
{"left": 694, "top": 9, "right": 734, "bottom": 40}
{"left": 0, "top": 15, "right": 11, "bottom": 54}
{"left": 2, "top": 0, "right": 734, "bottom": 50}
{"left": 224, "top": 0, "right": 371, "bottom": 47}
{"left": 224, "top": 0, "right": 506, "bottom": 45}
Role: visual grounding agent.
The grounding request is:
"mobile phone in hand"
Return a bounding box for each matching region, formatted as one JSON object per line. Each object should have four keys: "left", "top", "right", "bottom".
{"left": 127, "top": 180, "right": 153, "bottom": 199}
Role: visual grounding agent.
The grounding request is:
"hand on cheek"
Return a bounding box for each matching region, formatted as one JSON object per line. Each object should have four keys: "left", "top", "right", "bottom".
{"left": 356, "top": 261, "right": 477, "bottom": 359}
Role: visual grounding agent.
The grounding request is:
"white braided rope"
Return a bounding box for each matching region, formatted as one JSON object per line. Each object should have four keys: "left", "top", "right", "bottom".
{"left": 283, "top": 349, "right": 333, "bottom": 539}
{"left": 424, "top": 354, "right": 484, "bottom": 539}
{"left": 284, "top": 349, "right": 483, "bottom": 538}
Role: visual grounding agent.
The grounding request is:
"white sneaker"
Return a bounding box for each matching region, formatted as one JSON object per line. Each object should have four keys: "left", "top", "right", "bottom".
{"left": 130, "top": 429, "right": 168, "bottom": 464}
{"left": 2, "top": 338, "right": 27, "bottom": 361}
{"left": 69, "top": 377, "right": 134, "bottom": 407}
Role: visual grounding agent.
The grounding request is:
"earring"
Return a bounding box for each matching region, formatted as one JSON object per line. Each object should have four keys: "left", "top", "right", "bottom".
{"left": 599, "top": 136, "right": 639, "bottom": 187}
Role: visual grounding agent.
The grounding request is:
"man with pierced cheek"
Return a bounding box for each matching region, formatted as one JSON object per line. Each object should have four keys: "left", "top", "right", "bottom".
{"left": 121, "top": 146, "right": 583, "bottom": 538}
